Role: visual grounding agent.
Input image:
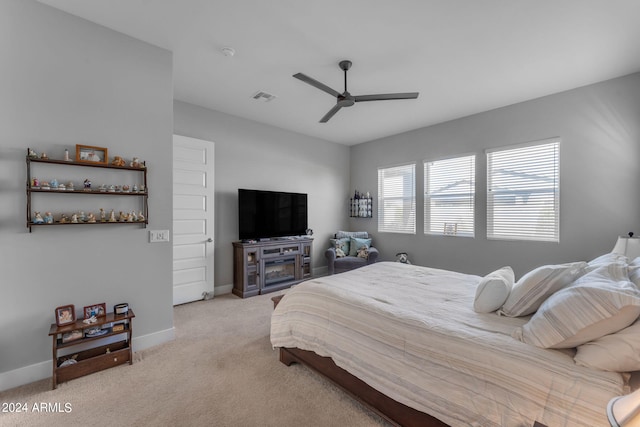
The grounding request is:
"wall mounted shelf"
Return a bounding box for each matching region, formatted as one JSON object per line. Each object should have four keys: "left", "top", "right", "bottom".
{"left": 26, "top": 149, "right": 148, "bottom": 232}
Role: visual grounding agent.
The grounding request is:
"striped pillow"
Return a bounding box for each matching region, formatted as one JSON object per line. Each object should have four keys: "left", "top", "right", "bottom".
{"left": 574, "top": 319, "right": 640, "bottom": 372}
{"left": 336, "top": 230, "right": 369, "bottom": 239}
{"left": 498, "top": 262, "right": 586, "bottom": 317}
{"left": 513, "top": 263, "right": 640, "bottom": 349}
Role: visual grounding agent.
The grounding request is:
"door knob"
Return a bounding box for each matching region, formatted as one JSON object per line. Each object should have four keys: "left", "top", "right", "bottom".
{"left": 207, "top": 238, "right": 213, "bottom": 243}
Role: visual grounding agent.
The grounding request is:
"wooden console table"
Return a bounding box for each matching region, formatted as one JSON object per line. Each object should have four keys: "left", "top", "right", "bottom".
{"left": 48, "top": 310, "right": 135, "bottom": 389}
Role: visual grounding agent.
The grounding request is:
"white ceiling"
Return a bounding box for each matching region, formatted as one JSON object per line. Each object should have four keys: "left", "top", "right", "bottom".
{"left": 38, "top": 0, "right": 640, "bottom": 145}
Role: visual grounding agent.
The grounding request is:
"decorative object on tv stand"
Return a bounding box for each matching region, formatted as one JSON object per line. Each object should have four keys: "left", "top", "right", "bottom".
{"left": 350, "top": 190, "right": 372, "bottom": 218}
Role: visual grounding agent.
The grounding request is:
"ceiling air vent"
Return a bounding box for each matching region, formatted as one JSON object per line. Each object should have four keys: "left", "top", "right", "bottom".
{"left": 252, "top": 91, "right": 277, "bottom": 102}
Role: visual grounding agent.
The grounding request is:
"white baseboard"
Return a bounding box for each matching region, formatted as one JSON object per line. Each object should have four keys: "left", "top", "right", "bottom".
{"left": 0, "top": 360, "right": 51, "bottom": 392}
{"left": 0, "top": 327, "right": 175, "bottom": 392}
{"left": 214, "top": 283, "right": 233, "bottom": 296}
{"left": 132, "top": 327, "right": 175, "bottom": 352}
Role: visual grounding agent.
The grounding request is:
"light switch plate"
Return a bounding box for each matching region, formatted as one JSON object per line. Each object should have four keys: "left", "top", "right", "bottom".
{"left": 149, "top": 229, "right": 170, "bottom": 243}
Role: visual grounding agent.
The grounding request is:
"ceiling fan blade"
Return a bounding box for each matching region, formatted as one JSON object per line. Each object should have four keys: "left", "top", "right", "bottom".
{"left": 319, "top": 104, "right": 342, "bottom": 123}
{"left": 293, "top": 73, "right": 342, "bottom": 98}
{"left": 354, "top": 92, "right": 419, "bottom": 102}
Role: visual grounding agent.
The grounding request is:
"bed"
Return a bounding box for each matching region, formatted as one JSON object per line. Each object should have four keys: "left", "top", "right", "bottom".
{"left": 270, "top": 261, "right": 639, "bottom": 426}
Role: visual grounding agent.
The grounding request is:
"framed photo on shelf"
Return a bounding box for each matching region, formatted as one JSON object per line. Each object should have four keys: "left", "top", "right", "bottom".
{"left": 55, "top": 304, "right": 76, "bottom": 326}
{"left": 83, "top": 302, "right": 106, "bottom": 319}
{"left": 76, "top": 144, "right": 108, "bottom": 165}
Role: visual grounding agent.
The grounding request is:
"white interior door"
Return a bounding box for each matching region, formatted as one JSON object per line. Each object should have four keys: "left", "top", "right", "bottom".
{"left": 173, "top": 134, "right": 215, "bottom": 305}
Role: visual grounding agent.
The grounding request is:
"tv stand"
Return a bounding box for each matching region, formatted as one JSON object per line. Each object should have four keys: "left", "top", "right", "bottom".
{"left": 232, "top": 238, "right": 313, "bottom": 298}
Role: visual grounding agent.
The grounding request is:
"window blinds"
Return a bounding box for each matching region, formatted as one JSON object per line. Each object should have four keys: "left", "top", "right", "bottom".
{"left": 424, "top": 155, "right": 475, "bottom": 237}
{"left": 487, "top": 139, "right": 559, "bottom": 242}
{"left": 377, "top": 163, "right": 416, "bottom": 234}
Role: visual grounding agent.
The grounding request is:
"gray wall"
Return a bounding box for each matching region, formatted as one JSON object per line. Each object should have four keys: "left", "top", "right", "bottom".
{"left": 349, "top": 72, "right": 640, "bottom": 278}
{"left": 173, "top": 101, "right": 350, "bottom": 289}
{"left": 0, "top": 0, "right": 174, "bottom": 388}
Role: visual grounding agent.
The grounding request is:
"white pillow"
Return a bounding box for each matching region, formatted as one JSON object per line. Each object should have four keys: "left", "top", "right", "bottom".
{"left": 588, "top": 252, "right": 628, "bottom": 267}
{"left": 628, "top": 257, "right": 640, "bottom": 288}
{"left": 513, "top": 263, "right": 640, "bottom": 349}
{"left": 574, "top": 320, "right": 640, "bottom": 372}
{"left": 473, "top": 266, "right": 514, "bottom": 313}
{"left": 498, "top": 262, "right": 586, "bottom": 317}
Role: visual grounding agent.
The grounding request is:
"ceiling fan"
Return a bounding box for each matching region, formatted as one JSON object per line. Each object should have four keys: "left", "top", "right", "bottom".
{"left": 293, "top": 60, "right": 419, "bottom": 123}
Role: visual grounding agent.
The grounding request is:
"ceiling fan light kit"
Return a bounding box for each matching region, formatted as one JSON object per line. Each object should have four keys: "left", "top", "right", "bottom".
{"left": 293, "top": 60, "right": 419, "bottom": 122}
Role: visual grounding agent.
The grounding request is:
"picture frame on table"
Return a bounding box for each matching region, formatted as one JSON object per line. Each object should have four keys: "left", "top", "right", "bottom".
{"left": 83, "top": 303, "right": 106, "bottom": 319}
{"left": 55, "top": 304, "right": 76, "bottom": 326}
{"left": 76, "top": 144, "right": 108, "bottom": 165}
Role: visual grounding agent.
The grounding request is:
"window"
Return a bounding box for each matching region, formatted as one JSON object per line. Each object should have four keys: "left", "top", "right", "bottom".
{"left": 377, "top": 163, "right": 416, "bottom": 234}
{"left": 486, "top": 139, "right": 560, "bottom": 242}
{"left": 424, "top": 155, "right": 475, "bottom": 237}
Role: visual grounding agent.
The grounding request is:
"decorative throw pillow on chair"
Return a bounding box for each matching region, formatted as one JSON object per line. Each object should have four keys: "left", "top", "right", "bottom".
{"left": 330, "top": 238, "right": 350, "bottom": 257}
{"left": 349, "top": 237, "right": 372, "bottom": 258}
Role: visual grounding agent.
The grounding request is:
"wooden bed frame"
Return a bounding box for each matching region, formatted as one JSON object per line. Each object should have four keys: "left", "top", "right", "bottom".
{"left": 279, "top": 347, "right": 449, "bottom": 427}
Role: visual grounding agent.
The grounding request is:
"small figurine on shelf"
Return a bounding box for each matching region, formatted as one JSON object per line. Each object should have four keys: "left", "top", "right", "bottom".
{"left": 131, "top": 157, "right": 140, "bottom": 168}
{"left": 122, "top": 184, "right": 130, "bottom": 193}
{"left": 31, "top": 177, "right": 39, "bottom": 188}
{"left": 139, "top": 184, "right": 145, "bottom": 193}
{"left": 66, "top": 181, "right": 74, "bottom": 191}
{"left": 118, "top": 211, "right": 129, "bottom": 222}
{"left": 50, "top": 178, "right": 59, "bottom": 190}
{"left": 28, "top": 148, "right": 37, "bottom": 159}
{"left": 78, "top": 211, "right": 86, "bottom": 222}
{"left": 40, "top": 181, "right": 50, "bottom": 190}
{"left": 108, "top": 209, "right": 117, "bottom": 222}
{"left": 64, "top": 149, "right": 70, "bottom": 161}
{"left": 98, "top": 184, "right": 106, "bottom": 192}
{"left": 107, "top": 185, "right": 115, "bottom": 193}
{"left": 83, "top": 179, "right": 91, "bottom": 191}
{"left": 40, "top": 152, "right": 48, "bottom": 160}
{"left": 33, "top": 212, "right": 44, "bottom": 224}
{"left": 87, "top": 213, "right": 96, "bottom": 223}
{"left": 131, "top": 211, "right": 138, "bottom": 222}
{"left": 111, "top": 156, "right": 125, "bottom": 167}
{"left": 44, "top": 212, "right": 54, "bottom": 224}
{"left": 71, "top": 213, "right": 79, "bottom": 223}
{"left": 58, "top": 183, "right": 66, "bottom": 191}
{"left": 137, "top": 211, "right": 145, "bottom": 222}
{"left": 132, "top": 184, "right": 138, "bottom": 192}
{"left": 99, "top": 208, "right": 106, "bottom": 222}
{"left": 59, "top": 214, "right": 69, "bottom": 224}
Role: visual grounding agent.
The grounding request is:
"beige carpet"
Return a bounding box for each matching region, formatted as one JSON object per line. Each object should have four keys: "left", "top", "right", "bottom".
{"left": 0, "top": 292, "right": 388, "bottom": 426}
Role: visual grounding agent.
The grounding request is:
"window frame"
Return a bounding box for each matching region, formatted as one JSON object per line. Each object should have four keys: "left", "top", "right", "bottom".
{"left": 424, "top": 154, "right": 476, "bottom": 237}
{"left": 486, "top": 138, "right": 560, "bottom": 242}
{"left": 377, "top": 162, "right": 416, "bottom": 234}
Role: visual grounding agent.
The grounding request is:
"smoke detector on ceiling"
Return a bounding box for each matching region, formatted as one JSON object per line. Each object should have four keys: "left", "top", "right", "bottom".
{"left": 252, "top": 91, "right": 277, "bottom": 102}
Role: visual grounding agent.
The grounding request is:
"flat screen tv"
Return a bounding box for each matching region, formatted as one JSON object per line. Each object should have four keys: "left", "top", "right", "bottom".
{"left": 238, "top": 189, "right": 308, "bottom": 240}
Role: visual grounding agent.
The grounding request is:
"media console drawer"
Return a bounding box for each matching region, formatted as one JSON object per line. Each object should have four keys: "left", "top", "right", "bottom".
{"left": 261, "top": 244, "right": 300, "bottom": 257}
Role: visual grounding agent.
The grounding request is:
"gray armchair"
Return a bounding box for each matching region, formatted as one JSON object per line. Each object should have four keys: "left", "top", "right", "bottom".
{"left": 325, "top": 231, "right": 379, "bottom": 275}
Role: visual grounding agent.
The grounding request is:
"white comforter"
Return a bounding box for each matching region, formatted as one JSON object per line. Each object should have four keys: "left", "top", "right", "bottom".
{"left": 270, "top": 262, "right": 629, "bottom": 427}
